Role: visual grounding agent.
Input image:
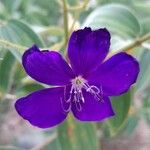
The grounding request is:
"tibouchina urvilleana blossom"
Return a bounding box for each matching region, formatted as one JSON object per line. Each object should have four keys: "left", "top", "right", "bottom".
{"left": 15, "top": 27, "right": 139, "bottom": 128}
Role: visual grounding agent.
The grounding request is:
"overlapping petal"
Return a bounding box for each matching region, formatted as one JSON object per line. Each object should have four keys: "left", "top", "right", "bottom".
{"left": 71, "top": 90, "right": 115, "bottom": 121}
{"left": 68, "top": 27, "right": 110, "bottom": 76}
{"left": 15, "top": 87, "right": 67, "bottom": 128}
{"left": 23, "top": 45, "right": 75, "bottom": 86}
{"left": 87, "top": 52, "right": 140, "bottom": 96}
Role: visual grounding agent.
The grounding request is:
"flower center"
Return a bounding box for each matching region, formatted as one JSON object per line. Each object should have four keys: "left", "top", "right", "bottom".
{"left": 61, "top": 76, "right": 103, "bottom": 112}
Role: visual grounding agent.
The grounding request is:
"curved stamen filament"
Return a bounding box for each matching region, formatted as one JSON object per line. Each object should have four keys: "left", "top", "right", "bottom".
{"left": 61, "top": 86, "right": 71, "bottom": 113}
{"left": 60, "top": 98, "right": 71, "bottom": 113}
{"left": 83, "top": 83, "right": 103, "bottom": 102}
{"left": 61, "top": 76, "right": 104, "bottom": 112}
{"left": 74, "top": 100, "right": 82, "bottom": 111}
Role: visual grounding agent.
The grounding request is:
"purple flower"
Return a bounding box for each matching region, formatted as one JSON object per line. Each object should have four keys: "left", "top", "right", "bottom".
{"left": 15, "top": 27, "right": 139, "bottom": 128}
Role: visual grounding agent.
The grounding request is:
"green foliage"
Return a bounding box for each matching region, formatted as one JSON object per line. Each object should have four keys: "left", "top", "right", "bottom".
{"left": 8, "top": 20, "right": 44, "bottom": 47}
{"left": 83, "top": 4, "right": 140, "bottom": 38}
{"left": 0, "top": 19, "right": 44, "bottom": 99}
{"left": 143, "top": 94, "right": 150, "bottom": 126}
{"left": 83, "top": 4, "right": 141, "bottom": 51}
{"left": 17, "top": 83, "right": 44, "bottom": 96}
{"left": 136, "top": 50, "right": 150, "bottom": 91}
{"left": 121, "top": 114, "right": 139, "bottom": 135}
{"left": 0, "top": 19, "right": 44, "bottom": 61}
{"left": 58, "top": 116, "right": 98, "bottom": 150}
{"left": 104, "top": 91, "right": 131, "bottom": 136}
{"left": 0, "top": 52, "right": 16, "bottom": 96}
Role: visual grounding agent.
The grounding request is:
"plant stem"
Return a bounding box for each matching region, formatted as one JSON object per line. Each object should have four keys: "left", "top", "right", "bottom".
{"left": 68, "top": 0, "right": 89, "bottom": 35}
{"left": 39, "top": 26, "right": 64, "bottom": 36}
{"left": 68, "top": 0, "right": 89, "bottom": 12}
{"left": 122, "top": 33, "right": 150, "bottom": 52}
{"left": 62, "top": 0, "right": 69, "bottom": 47}
{"left": 0, "top": 39, "right": 26, "bottom": 51}
{"left": 107, "top": 33, "right": 150, "bottom": 58}
{"left": 112, "top": 33, "right": 150, "bottom": 54}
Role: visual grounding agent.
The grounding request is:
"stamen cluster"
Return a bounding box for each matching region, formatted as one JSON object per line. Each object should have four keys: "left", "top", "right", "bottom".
{"left": 61, "top": 76, "right": 103, "bottom": 112}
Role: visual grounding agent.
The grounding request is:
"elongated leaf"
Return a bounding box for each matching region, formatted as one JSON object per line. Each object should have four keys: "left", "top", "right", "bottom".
{"left": 8, "top": 20, "right": 43, "bottom": 46}
{"left": 1, "top": 0, "right": 21, "bottom": 13}
{"left": 0, "top": 19, "right": 44, "bottom": 61}
{"left": 58, "top": 116, "right": 98, "bottom": 150}
{"left": 16, "top": 83, "right": 44, "bottom": 96}
{"left": 0, "top": 19, "right": 44, "bottom": 97}
{"left": 141, "top": 19, "right": 150, "bottom": 35}
{"left": 0, "top": 52, "right": 16, "bottom": 98}
{"left": 122, "top": 115, "right": 139, "bottom": 135}
{"left": 83, "top": 4, "right": 140, "bottom": 38}
{"left": 105, "top": 91, "right": 131, "bottom": 136}
{"left": 134, "top": 16, "right": 150, "bottom": 91}
{"left": 133, "top": 0, "right": 150, "bottom": 16}
{"left": 142, "top": 90, "right": 150, "bottom": 126}
{"left": 136, "top": 50, "right": 150, "bottom": 91}
{"left": 47, "top": 135, "right": 62, "bottom": 150}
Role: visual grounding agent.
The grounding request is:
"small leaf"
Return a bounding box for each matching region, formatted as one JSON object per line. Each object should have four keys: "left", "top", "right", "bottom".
{"left": 142, "top": 92, "right": 150, "bottom": 126}
{"left": 105, "top": 91, "right": 131, "bottom": 136}
{"left": 58, "top": 116, "right": 98, "bottom": 150}
{"left": 16, "top": 83, "right": 44, "bottom": 96}
{"left": 8, "top": 20, "right": 44, "bottom": 47}
{"left": 1, "top": 0, "right": 21, "bottom": 13}
{"left": 0, "top": 19, "right": 44, "bottom": 61}
{"left": 0, "top": 52, "right": 16, "bottom": 98}
{"left": 141, "top": 19, "right": 150, "bottom": 35}
{"left": 136, "top": 50, "right": 150, "bottom": 91}
{"left": 121, "top": 115, "right": 139, "bottom": 135}
{"left": 0, "top": 19, "right": 44, "bottom": 97}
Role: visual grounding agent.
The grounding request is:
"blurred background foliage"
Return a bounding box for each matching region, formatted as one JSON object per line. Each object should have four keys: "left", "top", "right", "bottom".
{"left": 0, "top": 0, "right": 150, "bottom": 150}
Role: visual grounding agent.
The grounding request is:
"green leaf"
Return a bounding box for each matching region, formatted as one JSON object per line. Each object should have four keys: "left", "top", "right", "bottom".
{"left": 121, "top": 115, "right": 139, "bottom": 135}
{"left": 132, "top": 0, "right": 150, "bottom": 16}
{"left": 0, "top": 52, "right": 16, "bottom": 98}
{"left": 105, "top": 91, "right": 131, "bottom": 136}
{"left": 0, "top": 19, "right": 44, "bottom": 61}
{"left": 135, "top": 16, "right": 150, "bottom": 91}
{"left": 58, "top": 116, "right": 98, "bottom": 150}
{"left": 142, "top": 91, "right": 150, "bottom": 126}
{"left": 136, "top": 50, "right": 150, "bottom": 91}
{"left": 16, "top": 83, "right": 44, "bottom": 96}
{"left": 0, "top": 19, "right": 44, "bottom": 97}
{"left": 8, "top": 20, "right": 44, "bottom": 46}
{"left": 83, "top": 4, "right": 140, "bottom": 38}
{"left": 141, "top": 19, "right": 150, "bottom": 35}
{"left": 1, "top": 0, "right": 21, "bottom": 13}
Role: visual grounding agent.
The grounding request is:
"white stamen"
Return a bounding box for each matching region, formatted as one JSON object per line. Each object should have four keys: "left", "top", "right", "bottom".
{"left": 83, "top": 83, "right": 103, "bottom": 101}
{"left": 61, "top": 76, "right": 104, "bottom": 112}
{"left": 75, "top": 100, "right": 82, "bottom": 111}
{"left": 60, "top": 86, "right": 71, "bottom": 113}
{"left": 60, "top": 98, "right": 71, "bottom": 113}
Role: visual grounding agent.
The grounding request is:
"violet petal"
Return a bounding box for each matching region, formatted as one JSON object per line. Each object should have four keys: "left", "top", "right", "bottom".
{"left": 68, "top": 27, "right": 110, "bottom": 76}
{"left": 71, "top": 90, "right": 115, "bottom": 121}
{"left": 15, "top": 87, "right": 68, "bottom": 128}
{"left": 87, "top": 52, "right": 140, "bottom": 96}
{"left": 23, "top": 45, "right": 75, "bottom": 86}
